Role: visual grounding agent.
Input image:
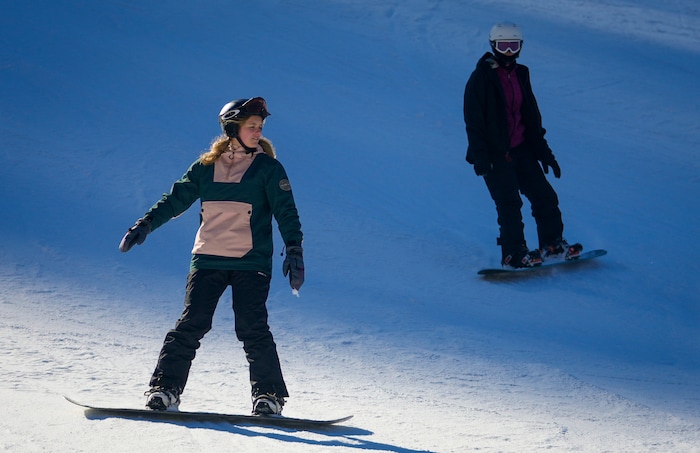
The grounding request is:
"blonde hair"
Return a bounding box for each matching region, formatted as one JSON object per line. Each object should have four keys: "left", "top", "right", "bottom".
{"left": 200, "top": 135, "right": 231, "bottom": 165}
{"left": 200, "top": 135, "right": 277, "bottom": 165}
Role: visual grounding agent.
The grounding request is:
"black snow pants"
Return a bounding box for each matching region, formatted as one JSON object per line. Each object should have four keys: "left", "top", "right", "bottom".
{"left": 149, "top": 268, "right": 288, "bottom": 398}
{"left": 483, "top": 143, "right": 564, "bottom": 259}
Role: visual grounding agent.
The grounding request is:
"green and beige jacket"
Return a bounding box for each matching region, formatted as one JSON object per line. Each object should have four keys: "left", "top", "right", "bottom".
{"left": 144, "top": 137, "right": 302, "bottom": 273}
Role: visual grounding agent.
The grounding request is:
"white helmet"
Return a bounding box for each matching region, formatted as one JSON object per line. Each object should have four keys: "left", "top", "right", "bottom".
{"left": 489, "top": 22, "right": 523, "bottom": 42}
{"left": 489, "top": 23, "right": 523, "bottom": 62}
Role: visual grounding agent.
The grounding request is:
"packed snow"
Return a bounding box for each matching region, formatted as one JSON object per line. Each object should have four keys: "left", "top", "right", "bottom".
{"left": 1, "top": 1, "right": 699, "bottom": 452}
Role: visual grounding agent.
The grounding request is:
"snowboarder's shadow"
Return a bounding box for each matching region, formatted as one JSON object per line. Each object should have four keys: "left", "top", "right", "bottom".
{"left": 85, "top": 411, "right": 434, "bottom": 453}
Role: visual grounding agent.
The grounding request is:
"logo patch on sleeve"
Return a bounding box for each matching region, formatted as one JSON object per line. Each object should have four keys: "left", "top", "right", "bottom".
{"left": 279, "top": 179, "right": 292, "bottom": 191}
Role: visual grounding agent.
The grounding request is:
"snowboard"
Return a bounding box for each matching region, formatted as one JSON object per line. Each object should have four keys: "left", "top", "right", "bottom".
{"left": 65, "top": 396, "right": 352, "bottom": 430}
{"left": 477, "top": 249, "right": 607, "bottom": 276}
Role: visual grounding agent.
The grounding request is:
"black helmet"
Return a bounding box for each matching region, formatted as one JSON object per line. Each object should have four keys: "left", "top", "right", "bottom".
{"left": 218, "top": 97, "right": 270, "bottom": 137}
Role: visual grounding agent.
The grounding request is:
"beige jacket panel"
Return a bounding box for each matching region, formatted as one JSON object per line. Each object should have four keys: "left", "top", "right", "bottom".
{"left": 192, "top": 200, "right": 253, "bottom": 258}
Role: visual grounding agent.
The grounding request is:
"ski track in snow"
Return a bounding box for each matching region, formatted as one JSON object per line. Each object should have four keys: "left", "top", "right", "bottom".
{"left": 2, "top": 260, "right": 699, "bottom": 452}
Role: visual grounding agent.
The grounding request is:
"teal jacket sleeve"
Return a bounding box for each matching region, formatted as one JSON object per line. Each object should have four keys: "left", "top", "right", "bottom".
{"left": 266, "top": 160, "right": 303, "bottom": 247}
{"left": 144, "top": 161, "right": 202, "bottom": 231}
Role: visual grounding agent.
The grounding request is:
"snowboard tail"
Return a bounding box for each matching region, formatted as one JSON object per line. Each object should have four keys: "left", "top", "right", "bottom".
{"left": 65, "top": 396, "right": 352, "bottom": 430}
{"left": 477, "top": 249, "right": 607, "bottom": 276}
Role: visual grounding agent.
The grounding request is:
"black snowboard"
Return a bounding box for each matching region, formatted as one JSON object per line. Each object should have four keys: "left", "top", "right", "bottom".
{"left": 65, "top": 396, "right": 352, "bottom": 430}
{"left": 477, "top": 249, "right": 607, "bottom": 276}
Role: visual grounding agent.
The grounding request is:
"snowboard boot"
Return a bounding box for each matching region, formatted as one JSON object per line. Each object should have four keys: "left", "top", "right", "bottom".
{"left": 502, "top": 247, "right": 543, "bottom": 269}
{"left": 145, "top": 386, "right": 181, "bottom": 411}
{"left": 542, "top": 239, "right": 583, "bottom": 261}
{"left": 252, "top": 393, "right": 285, "bottom": 415}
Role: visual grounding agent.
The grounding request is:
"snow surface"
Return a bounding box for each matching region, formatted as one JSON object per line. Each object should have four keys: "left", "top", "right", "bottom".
{"left": 2, "top": 0, "right": 699, "bottom": 452}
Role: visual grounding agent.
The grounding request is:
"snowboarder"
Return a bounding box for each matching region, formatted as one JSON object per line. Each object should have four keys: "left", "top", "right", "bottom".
{"left": 463, "top": 22, "right": 582, "bottom": 268}
{"left": 119, "top": 97, "right": 304, "bottom": 415}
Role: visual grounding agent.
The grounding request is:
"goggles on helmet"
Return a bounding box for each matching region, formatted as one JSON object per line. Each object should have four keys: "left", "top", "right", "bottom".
{"left": 493, "top": 40, "right": 522, "bottom": 54}
{"left": 220, "top": 97, "right": 270, "bottom": 124}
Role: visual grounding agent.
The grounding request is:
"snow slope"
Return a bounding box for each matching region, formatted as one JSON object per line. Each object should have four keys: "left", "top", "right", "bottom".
{"left": 1, "top": 0, "right": 699, "bottom": 451}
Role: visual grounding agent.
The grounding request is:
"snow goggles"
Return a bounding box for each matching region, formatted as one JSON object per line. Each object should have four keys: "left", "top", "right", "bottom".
{"left": 222, "top": 97, "right": 270, "bottom": 122}
{"left": 493, "top": 40, "right": 522, "bottom": 54}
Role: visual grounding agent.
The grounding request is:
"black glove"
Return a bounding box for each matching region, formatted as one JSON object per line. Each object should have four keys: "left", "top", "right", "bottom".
{"left": 282, "top": 246, "right": 304, "bottom": 291}
{"left": 473, "top": 154, "right": 492, "bottom": 176}
{"left": 541, "top": 155, "right": 561, "bottom": 178}
{"left": 119, "top": 217, "right": 152, "bottom": 252}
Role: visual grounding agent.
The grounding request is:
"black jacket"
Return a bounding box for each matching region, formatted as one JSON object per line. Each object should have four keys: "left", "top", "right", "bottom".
{"left": 463, "top": 52, "right": 553, "bottom": 166}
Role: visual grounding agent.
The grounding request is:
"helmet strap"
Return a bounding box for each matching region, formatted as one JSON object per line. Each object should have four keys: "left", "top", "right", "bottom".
{"left": 234, "top": 136, "right": 258, "bottom": 154}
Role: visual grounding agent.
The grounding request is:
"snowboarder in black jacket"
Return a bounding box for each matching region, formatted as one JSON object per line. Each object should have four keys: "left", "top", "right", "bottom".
{"left": 463, "top": 22, "right": 581, "bottom": 268}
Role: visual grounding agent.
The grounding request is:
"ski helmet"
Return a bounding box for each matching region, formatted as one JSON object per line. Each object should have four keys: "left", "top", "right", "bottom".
{"left": 489, "top": 22, "right": 523, "bottom": 44}
{"left": 218, "top": 97, "right": 270, "bottom": 137}
{"left": 488, "top": 23, "right": 523, "bottom": 66}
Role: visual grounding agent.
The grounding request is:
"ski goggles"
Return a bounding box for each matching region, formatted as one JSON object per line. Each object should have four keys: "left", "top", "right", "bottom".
{"left": 221, "top": 97, "right": 270, "bottom": 122}
{"left": 493, "top": 40, "right": 522, "bottom": 54}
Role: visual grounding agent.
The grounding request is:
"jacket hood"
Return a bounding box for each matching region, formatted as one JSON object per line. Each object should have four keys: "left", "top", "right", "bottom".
{"left": 478, "top": 51, "right": 518, "bottom": 71}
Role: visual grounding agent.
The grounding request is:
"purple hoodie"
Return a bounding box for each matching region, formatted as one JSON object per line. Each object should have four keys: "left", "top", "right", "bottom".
{"left": 496, "top": 65, "right": 526, "bottom": 149}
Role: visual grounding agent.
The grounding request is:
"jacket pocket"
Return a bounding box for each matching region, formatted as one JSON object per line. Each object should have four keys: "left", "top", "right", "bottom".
{"left": 192, "top": 201, "right": 253, "bottom": 258}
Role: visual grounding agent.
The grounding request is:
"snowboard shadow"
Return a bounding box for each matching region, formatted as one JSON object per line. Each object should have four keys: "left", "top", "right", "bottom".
{"left": 84, "top": 410, "right": 434, "bottom": 453}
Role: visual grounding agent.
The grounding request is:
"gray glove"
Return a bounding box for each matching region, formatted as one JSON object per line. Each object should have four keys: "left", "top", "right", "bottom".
{"left": 282, "top": 246, "right": 305, "bottom": 290}
{"left": 119, "top": 217, "right": 152, "bottom": 252}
